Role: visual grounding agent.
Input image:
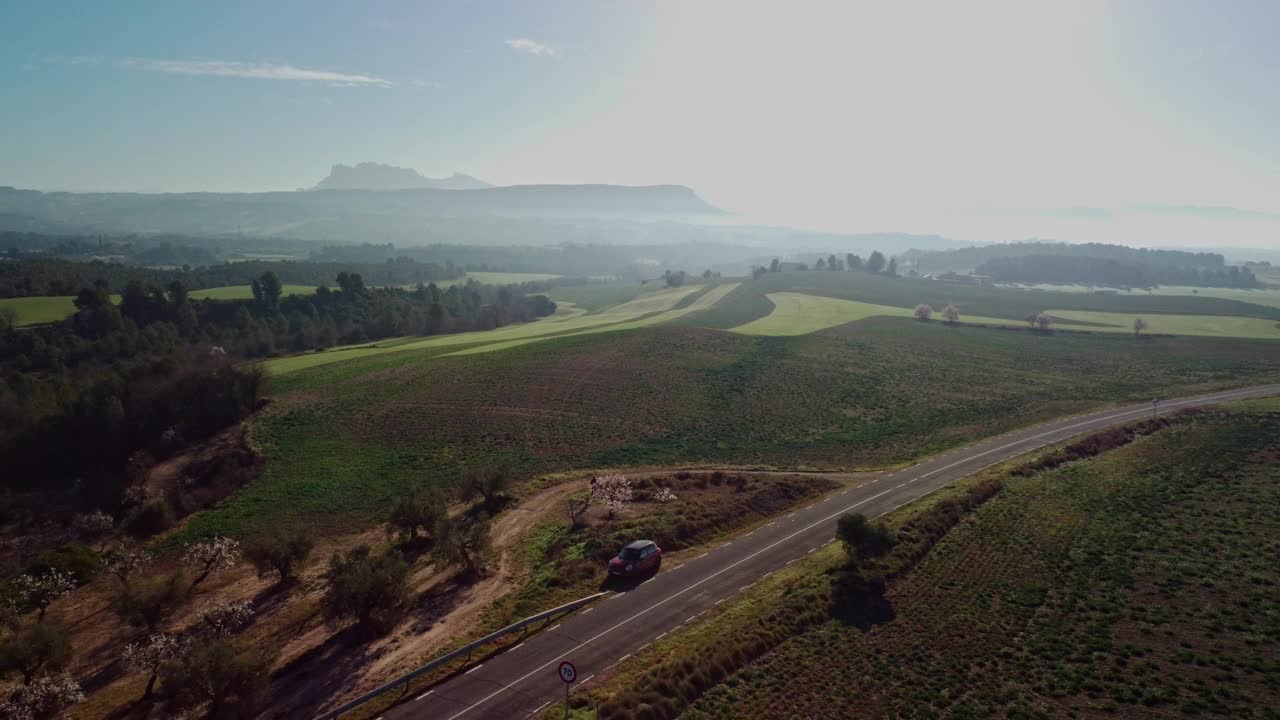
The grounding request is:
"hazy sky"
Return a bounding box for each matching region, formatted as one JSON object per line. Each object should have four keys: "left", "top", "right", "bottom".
{"left": 2, "top": 1, "right": 1278, "bottom": 246}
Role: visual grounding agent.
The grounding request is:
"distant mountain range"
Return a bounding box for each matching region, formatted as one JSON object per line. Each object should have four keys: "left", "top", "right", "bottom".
{"left": 0, "top": 182, "right": 721, "bottom": 241}
{"left": 311, "top": 162, "right": 492, "bottom": 191}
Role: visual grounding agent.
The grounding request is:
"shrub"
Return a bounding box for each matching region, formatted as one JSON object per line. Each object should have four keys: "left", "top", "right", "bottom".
{"left": 835, "top": 513, "right": 896, "bottom": 569}
{"left": 0, "top": 623, "right": 72, "bottom": 684}
{"left": 457, "top": 462, "right": 513, "bottom": 508}
{"left": 321, "top": 545, "right": 410, "bottom": 635}
{"left": 109, "top": 571, "right": 190, "bottom": 631}
{"left": 125, "top": 500, "right": 175, "bottom": 537}
{"left": 27, "top": 543, "right": 100, "bottom": 586}
{"left": 160, "top": 639, "right": 273, "bottom": 720}
{"left": 244, "top": 528, "right": 313, "bottom": 585}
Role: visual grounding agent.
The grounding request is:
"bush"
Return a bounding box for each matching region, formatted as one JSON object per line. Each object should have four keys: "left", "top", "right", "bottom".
{"left": 321, "top": 545, "right": 410, "bottom": 635}
{"left": 125, "top": 500, "right": 175, "bottom": 537}
{"left": 27, "top": 544, "right": 100, "bottom": 586}
{"left": 109, "top": 571, "right": 190, "bottom": 631}
{"left": 160, "top": 638, "right": 273, "bottom": 720}
{"left": 432, "top": 516, "right": 493, "bottom": 579}
{"left": 243, "top": 528, "right": 313, "bottom": 585}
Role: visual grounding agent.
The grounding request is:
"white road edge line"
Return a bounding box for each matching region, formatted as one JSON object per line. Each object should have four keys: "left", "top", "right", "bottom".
{"left": 416, "top": 690, "right": 435, "bottom": 701}
{"left": 442, "top": 385, "right": 1277, "bottom": 720}
{"left": 465, "top": 664, "right": 483, "bottom": 675}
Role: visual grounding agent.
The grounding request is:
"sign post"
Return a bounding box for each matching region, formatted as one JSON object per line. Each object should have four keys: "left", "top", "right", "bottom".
{"left": 1152, "top": 398, "right": 1161, "bottom": 418}
{"left": 558, "top": 661, "right": 577, "bottom": 719}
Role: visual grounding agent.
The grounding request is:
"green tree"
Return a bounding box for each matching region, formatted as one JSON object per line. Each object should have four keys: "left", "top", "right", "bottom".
{"left": 457, "top": 463, "right": 513, "bottom": 508}
{"left": 836, "top": 513, "right": 896, "bottom": 569}
{"left": 886, "top": 258, "right": 898, "bottom": 277}
{"left": 433, "top": 516, "right": 493, "bottom": 579}
{"left": 846, "top": 253, "right": 862, "bottom": 271}
{"left": 244, "top": 529, "right": 314, "bottom": 586}
{"left": 109, "top": 571, "right": 190, "bottom": 632}
{"left": 250, "top": 271, "right": 282, "bottom": 313}
{"left": 0, "top": 622, "right": 72, "bottom": 685}
{"left": 160, "top": 639, "right": 274, "bottom": 720}
{"left": 769, "top": 258, "right": 781, "bottom": 273}
{"left": 388, "top": 487, "right": 446, "bottom": 544}
{"left": 321, "top": 546, "right": 411, "bottom": 635}
{"left": 866, "top": 251, "right": 887, "bottom": 274}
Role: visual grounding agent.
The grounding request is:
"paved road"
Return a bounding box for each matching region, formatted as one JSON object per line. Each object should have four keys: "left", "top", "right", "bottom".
{"left": 380, "top": 384, "right": 1280, "bottom": 720}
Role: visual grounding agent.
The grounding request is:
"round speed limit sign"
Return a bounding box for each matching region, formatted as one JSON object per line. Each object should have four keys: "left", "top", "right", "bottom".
{"left": 558, "top": 661, "right": 577, "bottom": 684}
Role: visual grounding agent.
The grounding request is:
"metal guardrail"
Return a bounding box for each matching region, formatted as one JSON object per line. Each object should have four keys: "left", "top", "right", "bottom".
{"left": 314, "top": 591, "right": 609, "bottom": 720}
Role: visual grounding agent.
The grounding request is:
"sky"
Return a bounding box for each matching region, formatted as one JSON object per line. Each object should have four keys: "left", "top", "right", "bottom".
{"left": 2, "top": 0, "right": 1279, "bottom": 247}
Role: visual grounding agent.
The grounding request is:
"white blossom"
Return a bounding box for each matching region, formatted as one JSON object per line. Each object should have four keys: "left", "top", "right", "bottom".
{"left": 15, "top": 571, "right": 76, "bottom": 617}
{"left": 184, "top": 537, "right": 241, "bottom": 585}
{"left": 591, "top": 474, "right": 632, "bottom": 520}
{"left": 105, "top": 546, "right": 154, "bottom": 584}
{"left": 654, "top": 487, "right": 677, "bottom": 503}
{"left": 3, "top": 674, "right": 84, "bottom": 719}
{"left": 121, "top": 632, "right": 186, "bottom": 672}
{"left": 197, "top": 600, "right": 255, "bottom": 638}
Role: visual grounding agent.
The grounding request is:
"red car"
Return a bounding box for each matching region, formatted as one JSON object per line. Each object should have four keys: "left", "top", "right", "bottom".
{"left": 608, "top": 540, "right": 662, "bottom": 577}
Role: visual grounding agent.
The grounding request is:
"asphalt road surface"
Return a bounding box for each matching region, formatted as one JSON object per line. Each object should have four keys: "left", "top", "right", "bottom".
{"left": 379, "top": 384, "right": 1280, "bottom": 720}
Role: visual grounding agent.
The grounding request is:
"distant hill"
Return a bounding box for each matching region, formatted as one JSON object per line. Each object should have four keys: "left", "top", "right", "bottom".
{"left": 312, "top": 162, "right": 492, "bottom": 191}
{"left": 0, "top": 184, "right": 722, "bottom": 240}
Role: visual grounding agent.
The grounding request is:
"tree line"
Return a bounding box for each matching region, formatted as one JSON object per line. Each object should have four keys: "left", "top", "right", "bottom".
{"left": 911, "top": 241, "right": 1231, "bottom": 274}
{"left": 973, "top": 254, "right": 1260, "bottom": 289}
{"left": 0, "top": 256, "right": 465, "bottom": 298}
{"left": 753, "top": 250, "right": 898, "bottom": 278}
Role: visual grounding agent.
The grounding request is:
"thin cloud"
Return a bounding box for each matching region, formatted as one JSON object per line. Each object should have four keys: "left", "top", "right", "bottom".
{"left": 66, "top": 56, "right": 393, "bottom": 86}
{"left": 505, "top": 38, "right": 556, "bottom": 56}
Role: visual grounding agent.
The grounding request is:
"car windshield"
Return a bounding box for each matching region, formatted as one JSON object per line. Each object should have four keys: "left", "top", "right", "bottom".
{"left": 619, "top": 547, "right": 643, "bottom": 561}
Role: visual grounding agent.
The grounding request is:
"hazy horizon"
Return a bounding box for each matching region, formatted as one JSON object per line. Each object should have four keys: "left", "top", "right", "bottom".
{"left": 3, "top": 0, "right": 1279, "bottom": 248}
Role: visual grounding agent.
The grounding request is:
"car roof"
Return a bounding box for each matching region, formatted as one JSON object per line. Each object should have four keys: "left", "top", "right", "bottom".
{"left": 623, "top": 540, "right": 654, "bottom": 550}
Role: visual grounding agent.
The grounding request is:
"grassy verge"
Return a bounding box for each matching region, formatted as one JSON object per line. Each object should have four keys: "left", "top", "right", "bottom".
{"left": 675, "top": 406, "right": 1280, "bottom": 718}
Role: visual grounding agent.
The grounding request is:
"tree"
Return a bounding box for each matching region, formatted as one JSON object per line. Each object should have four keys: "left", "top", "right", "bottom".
{"left": 0, "top": 673, "right": 84, "bottom": 720}
{"left": 866, "top": 251, "right": 887, "bottom": 274}
{"left": 816, "top": 258, "right": 827, "bottom": 270}
{"left": 913, "top": 304, "right": 933, "bottom": 321}
{"left": 321, "top": 545, "right": 411, "bottom": 634}
{"left": 942, "top": 303, "right": 960, "bottom": 325}
{"left": 387, "top": 488, "right": 446, "bottom": 544}
{"left": 846, "top": 253, "right": 862, "bottom": 271}
{"left": 196, "top": 601, "right": 255, "bottom": 639}
{"left": 0, "top": 623, "right": 72, "bottom": 685}
{"left": 565, "top": 492, "right": 591, "bottom": 528}
{"left": 160, "top": 639, "right": 274, "bottom": 720}
{"left": 109, "top": 571, "right": 190, "bottom": 632}
{"left": 457, "top": 463, "right": 513, "bottom": 508}
{"left": 1036, "top": 312, "right": 1053, "bottom": 332}
{"left": 663, "top": 270, "right": 687, "bottom": 288}
{"left": 769, "top": 258, "right": 781, "bottom": 273}
{"left": 70, "top": 511, "right": 114, "bottom": 547}
{"left": 886, "top": 258, "right": 898, "bottom": 277}
{"left": 183, "top": 537, "right": 241, "bottom": 588}
{"left": 591, "top": 474, "right": 632, "bottom": 520}
{"left": 432, "top": 517, "right": 493, "bottom": 578}
{"left": 121, "top": 633, "right": 186, "bottom": 699}
{"left": 104, "top": 546, "right": 153, "bottom": 588}
{"left": 1133, "top": 317, "right": 1148, "bottom": 336}
{"left": 1025, "top": 311, "right": 1040, "bottom": 328}
{"left": 836, "top": 513, "right": 896, "bottom": 569}
{"left": 13, "top": 572, "right": 75, "bottom": 621}
{"left": 336, "top": 271, "right": 366, "bottom": 296}
{"left": 827, "top": 254, "right": 842, "bottom": 271}
{"left": 244, "top": 529, "right": 314, "bottom": 585}
{"left": 250, "top": 271, "right": 283, "bottom": 314}
{"left": 751, "top": 266, "right": 768, "bottom": 280}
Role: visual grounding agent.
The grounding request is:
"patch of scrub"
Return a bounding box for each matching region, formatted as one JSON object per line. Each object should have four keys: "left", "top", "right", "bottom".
{"left": 730, "top": 293, "right": 1016, "bottom": 336}
{"left": 461, "top": 271, "right": 561, "bottom": 285}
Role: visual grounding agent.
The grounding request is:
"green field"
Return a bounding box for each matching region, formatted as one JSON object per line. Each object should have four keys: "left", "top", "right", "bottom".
{"left": 0, "top": 284, "right": 315, "bottom": 326}
{"left": 731, "top": 292, "right": 1019, "bottom": 335}
{"left": 461, "top": 271, "right": 561, "bottom": 285}
{"left": 681, "top": 407, "right": 1280, "bottom": 719}
{"left": 188, "top": 284, "right": 316, "bottom": 300}
{"left": 546, "top": 283, "right": 650, "bottom": 312}
{"left": 683, "top": 271, "right": 1280, "bottom": 330}
{"left": 178, "top": 317, "right": 1280, "bottom": 542}
{"left": 1051, "top": 308, "right": 1280, "bottom": 339}
{"left": 0, "top": 295, "right": 83, "bottom": 326}
{"left": 262, "top": 283, "right": 722, "bottom": 375}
